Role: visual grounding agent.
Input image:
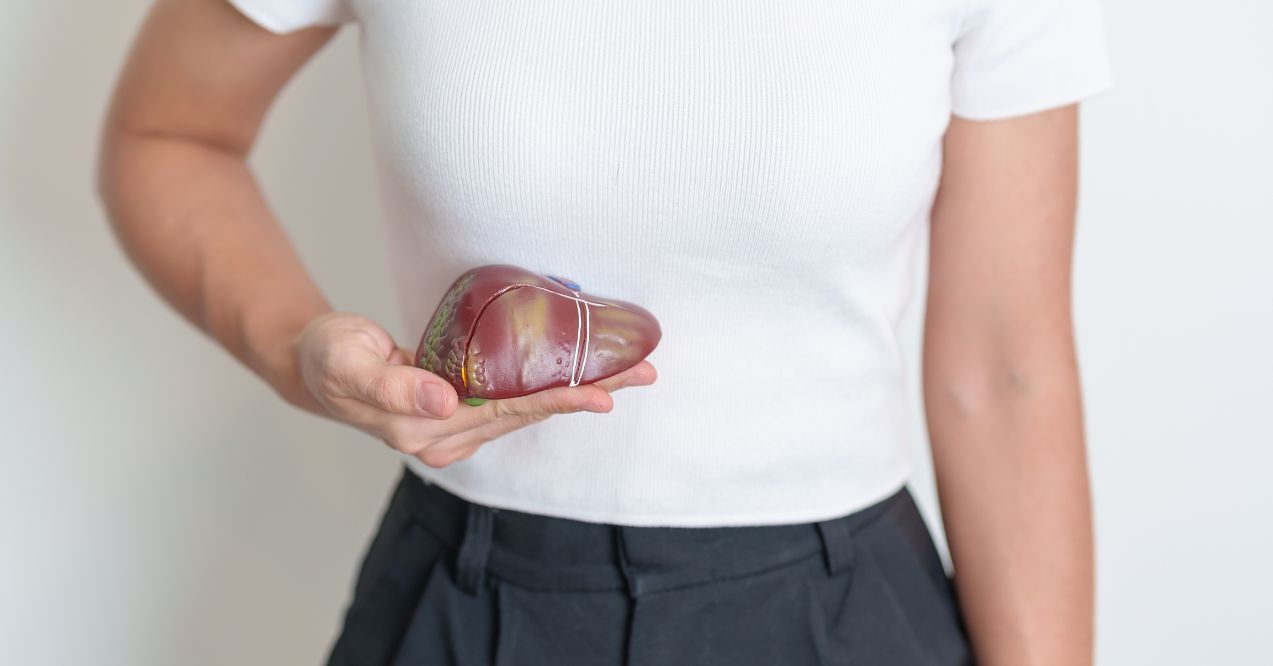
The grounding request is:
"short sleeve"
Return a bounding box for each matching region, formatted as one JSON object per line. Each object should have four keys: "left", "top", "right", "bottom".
{"left": 226, "top": 0, "right": 356, "bottom": 35}
{"left": 950, "top": 0, "right": 1114, "bottom": 120}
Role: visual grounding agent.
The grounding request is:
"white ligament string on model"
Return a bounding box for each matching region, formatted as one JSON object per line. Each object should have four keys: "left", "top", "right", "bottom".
{"left": 571, "top": 297, "right": 591, "bottom": 387}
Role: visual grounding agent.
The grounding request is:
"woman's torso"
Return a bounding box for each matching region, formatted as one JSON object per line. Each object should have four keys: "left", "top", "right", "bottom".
{"left": 352, "top": 0, "right": 963, "bottom": 526}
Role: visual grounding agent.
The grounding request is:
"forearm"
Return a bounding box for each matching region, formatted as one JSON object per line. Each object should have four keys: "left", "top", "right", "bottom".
{"left": 97, "top": 128, "right": 330, "bottom": 414}
{"left": 923, "top": 341, "right": 1093, "bottom": 665}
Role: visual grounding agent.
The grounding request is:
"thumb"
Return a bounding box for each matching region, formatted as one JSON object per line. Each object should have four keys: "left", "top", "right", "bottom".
{"left": 353, "top": 360, "right": 459, "bottom": 419}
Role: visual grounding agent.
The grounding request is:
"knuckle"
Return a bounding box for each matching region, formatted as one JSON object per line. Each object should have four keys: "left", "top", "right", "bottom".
{"left": 316, "top": 341, "right": 351, "bottom": 375}
{"left": 545, "top": 392, "right": 580, "bottom": 414}
{"left": 366, "top": 374, "right": 414, "bottom": 412}
{"left": 487, "top": 399, "right": 511, "bottom": 421}
{"left": 518, "top": 411, "right": 551, "bottom": 425}
{"left": 366, "top": 375, "right": 405, "bottom": 411}
{"left": 315, "top": 349, "right": 358, "bottom": 397}
{"left": 381, "top": 435, "right": 403, "bottom": 452}
{"left": 480, "top": 392, "right": 578, "bottom": 424}
{"left": 381, "top": 424, "right": 418, "bottom": 453}
{"left": 527, "top": 393, "right": 561, "bottom": 415}
{"left": 417, "top": 446, "right": 462, "bottom": 468}
{"left": 319, "top": 371, "right": 348, "bottom": 399}
{"left": 384, "top": 435, "right": 423, "bottom": 455}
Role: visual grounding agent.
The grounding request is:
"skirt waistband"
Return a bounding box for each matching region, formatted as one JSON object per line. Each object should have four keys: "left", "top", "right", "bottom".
{"left": 393, "top": 466, "right": 909, "bottom": 598}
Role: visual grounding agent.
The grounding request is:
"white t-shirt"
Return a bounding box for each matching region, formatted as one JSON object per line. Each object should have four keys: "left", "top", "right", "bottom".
{"left": 229, "top": 0, "right": 1112, "bottom": 526}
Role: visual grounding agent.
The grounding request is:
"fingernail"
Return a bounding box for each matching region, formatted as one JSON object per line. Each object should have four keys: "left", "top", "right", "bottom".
{"left": 417, "top": 384, "right": 447, "bottom": 415}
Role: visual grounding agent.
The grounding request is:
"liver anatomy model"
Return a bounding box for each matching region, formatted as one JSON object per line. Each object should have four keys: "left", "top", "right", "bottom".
{"left": 414, "top": 264, "right": 661, "bottom": 406}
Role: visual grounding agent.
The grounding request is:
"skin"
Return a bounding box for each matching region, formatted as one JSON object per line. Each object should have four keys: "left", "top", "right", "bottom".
{"left": 925, "top": 107, "right": 1093, "bottom": 665}
{"left": 98, "top": 0, "right": 1093, "bottom": 662}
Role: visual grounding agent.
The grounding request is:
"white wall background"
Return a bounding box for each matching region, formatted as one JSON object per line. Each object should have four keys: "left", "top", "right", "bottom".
{"left": 2, "top": 1, "right": 1269, "bottom": 664}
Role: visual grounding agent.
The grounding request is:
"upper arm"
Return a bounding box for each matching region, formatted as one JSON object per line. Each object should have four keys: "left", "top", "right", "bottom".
{"left": 922, "top": 106, "right": 1080, "bottom": 387}
{"left": 925, "top": 0, "right": 1111, "bottom": 402}
{"left": 99, "top": 0, "right": 339, "bottom": 162}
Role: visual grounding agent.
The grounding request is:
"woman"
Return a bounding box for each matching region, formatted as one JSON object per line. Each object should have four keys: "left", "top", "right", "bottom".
{"left": 97, "top": 0, "right": 1111, "bottom": 663}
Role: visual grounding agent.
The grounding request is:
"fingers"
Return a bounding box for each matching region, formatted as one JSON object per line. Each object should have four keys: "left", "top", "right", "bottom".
{"left": 428, "top": 365, "right": 658, "bottom": 455}
{"left": 403, "top": 384, "right": 598, "bottom": 445}
{"left": 365, "top": 359, "right": 643, "bottom": 443}
{"left": 487, "top": 383, "right": 614, "bottom": 418}
{"left": 590, "top": 360, "right": 658, "bottom": 393}
{"left": 435, "top": 416, "right": 539, "bottom": 455}
{"left": 369, "top": 359, "right": 659, "bottom": 468}
{"left": 417, "top": 361, "right": 659, "bottom": 438}
{"left": 427, "top": 385, "right": 614, "bottom": 458}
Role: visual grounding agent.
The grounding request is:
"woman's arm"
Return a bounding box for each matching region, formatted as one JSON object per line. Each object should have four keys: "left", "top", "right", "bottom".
{"left": 96, "top": 0, "right": 342, "bottom": 413}
{"left": 97, "top": 0, "right": 654, "bottom": 467}
{"left": 923, "top": 105, "right": 1093, "bottom": 665}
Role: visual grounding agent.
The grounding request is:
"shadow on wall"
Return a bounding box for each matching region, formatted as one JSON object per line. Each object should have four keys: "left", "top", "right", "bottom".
{"left": 1, "top": 3, "right": 403, "bottom": 665}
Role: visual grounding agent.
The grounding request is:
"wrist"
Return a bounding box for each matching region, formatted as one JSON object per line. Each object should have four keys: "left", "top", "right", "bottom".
{"left": 245, "top": 304, "right": 332, "bottom": 414}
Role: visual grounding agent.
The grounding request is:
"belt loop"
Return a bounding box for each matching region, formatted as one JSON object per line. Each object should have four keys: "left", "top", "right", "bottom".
{"left": 815, "top": 517, "right": 856, "bottom": 576}
{"left": 613, "top": 526, "right": 641, "bottom": 598}
{"left": 455, "top": 502, "right": 495, "bottom": 596}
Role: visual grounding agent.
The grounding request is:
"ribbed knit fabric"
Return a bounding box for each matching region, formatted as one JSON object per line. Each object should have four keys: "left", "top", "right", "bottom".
{"left": 229, "top": 0, "right": 1112, "bottom": 526}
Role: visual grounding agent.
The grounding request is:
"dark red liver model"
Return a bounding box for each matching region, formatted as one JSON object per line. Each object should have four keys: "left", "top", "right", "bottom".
{"left": 414, "top": 264, "right": 661, "bottom": 403}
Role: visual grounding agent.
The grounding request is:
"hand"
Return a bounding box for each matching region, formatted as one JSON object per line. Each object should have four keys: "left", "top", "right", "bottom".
{"left": 293, "top": 312, "right": 657, "bottom": 467}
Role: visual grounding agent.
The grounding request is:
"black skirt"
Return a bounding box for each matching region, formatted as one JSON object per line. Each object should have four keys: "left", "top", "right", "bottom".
{"left": 325, "top": 466, "right": 973, "bottom": 665}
